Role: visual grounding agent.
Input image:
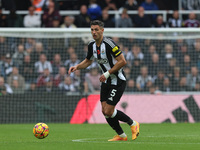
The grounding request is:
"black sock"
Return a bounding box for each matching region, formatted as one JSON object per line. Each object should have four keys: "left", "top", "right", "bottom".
{"left": 106, "top": 117, "right": 124, "bottom": 135}
{"left": 115, "top": 110, "right": 133, "bottom": 126}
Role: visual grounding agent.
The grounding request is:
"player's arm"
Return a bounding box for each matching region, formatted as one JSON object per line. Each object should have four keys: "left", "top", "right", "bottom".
{"left": 68, "top": 58, "right": 93, "bottom": 74}
{"left": 108, "top": 54, "right": 127, "bottom": 74}
{"left": 99, "top": 53, "right": 126, "bottom": 82}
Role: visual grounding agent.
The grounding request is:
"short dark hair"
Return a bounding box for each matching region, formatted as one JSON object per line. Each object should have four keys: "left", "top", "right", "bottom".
{"left": 90, "top": 20, "right": 104, "bottom": 28}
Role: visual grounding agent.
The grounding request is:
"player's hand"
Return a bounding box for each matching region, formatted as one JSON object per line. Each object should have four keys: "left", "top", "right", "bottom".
{"left": 68, "top": 66, "right": 77, "bottom": 74}
{"left": 99, "top": 74, "right": 107, "bottom": 82}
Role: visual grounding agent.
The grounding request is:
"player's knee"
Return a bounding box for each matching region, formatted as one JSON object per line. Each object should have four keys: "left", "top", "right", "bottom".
{"left": 103, "top": 109, "right": 113, "bottom": 117}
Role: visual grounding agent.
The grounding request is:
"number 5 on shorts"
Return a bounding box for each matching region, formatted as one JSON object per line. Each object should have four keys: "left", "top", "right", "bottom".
{"left": 110, "top": 89, "right": 117, "bottom": 97}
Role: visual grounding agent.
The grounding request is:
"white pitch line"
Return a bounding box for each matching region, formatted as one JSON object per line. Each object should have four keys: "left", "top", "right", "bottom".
{"left": 72, "top": 136, "right": 200, "bottom": 145}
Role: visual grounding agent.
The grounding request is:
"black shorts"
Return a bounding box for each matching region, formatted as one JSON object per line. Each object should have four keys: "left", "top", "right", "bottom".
{"left": 100, "top": 81, "right": 126, "bottom": 106}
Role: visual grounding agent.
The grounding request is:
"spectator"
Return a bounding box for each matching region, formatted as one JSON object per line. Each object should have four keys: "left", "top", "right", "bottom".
{"left": 87, "top": 0, "right": 102, "bottom": 20}
{"left": 171, "top": 67, "right": 182, "bottom": 91}
{"left": 180, "top": 54, "right": 192, "bottom": 76}
{"left": 51, "top": 54, "right": 63, "bottom": 76}
{"left": 26, "top": 82, "right": 37, "bottom": 94}
{"left": 184, "top": 12, "right": 200, "bottom": 27}
{"left": 162, "top": 44, "right": 174, "bottom": 64}
{"left": 122, "top": 46, "right": 129, "bottom": 59}
{"left": 136, "top": 66, "right": 152, "bottom": 92}
{"left": 141, "top": 0, "right": 159, "bottom": 11}
{"left": 42, "top": 1, "right": 61, "bottom": 27}
{"left": 133, "top": 6, "right": 151, "bottom": 27}
{"left": 131, "top": 58, "right": 142, "bottom": 81}
{"left": 0, "top": 37, "right": 9, "bottom": 58}
{"left": 179, "top": 77, "right": 189, "bottom": 91}
{"left": 182, "top": 0, "right": 200, "bottom": 10}
{"left": 30, "top": 42, "right": 46, "bottom": 63}
{"left": 85, "top": 67, "right": 101, "bottom": 93}
{"left": 72, "top": 70, "right": 82, "bottom": 92}
{"left": 115, "top": 8, "right": 133, "bottom": 28}
{"left": 25, "top": 38, "right": 36, "bottom": 53}
{"left": 144, "top": 44, "right": 157, "bottom": 64}
{"left": 186, "top": 66, "right": 200, "bottom": 91}
{"left": 126, "top": 79, "right": 136, "bottom": 92}
{"left": 42, "top": 0, "right": 60, "bottom": 11}
{"left": 54, "top": 66, "right": 67, "bottom": 87}
{"left": 75, "top": 5, "right": 91, "bottom": 28}
{"left": 140, "top": 0, "right": 158, "bottom": 20}
{"left": 51, "top": 16, "right": 60, "bottom": 28}
{"left": 23, "top": 6, "right": 41, "bottom": 27}
{"left": 126, "top": 45, "right": 144, "bottom": 66}
{"left": 47, "top": 38, "right": 65, "bottom": 59}
{"left": 149, "top": 84, "right": 161, "bottom": 94}
{"left": 63, "top": 46, "right": 76, "bottom": 60}
{"left": 123, "top": 66, "right": 132, "bottom": 81}
{"left": 64, "top": 53, "right": 80, "bottom": 77}
{"left": 100, "top": 9, "right": 115, "bottom": 28}
{"left": 19, "top": 55, "right": 35, "bottom": 84}
{"left": 12, "top": 44, "right": 26, "bottom": 66}
{"left": 168, "top": 10, "right": 183, "bottom": 28}
{"left": 148, "top": 53, "right": 162, "bottom": 77}
{"left": 162, "top": 78, "right": 171, "bottom": 92}
{"left": 166, "top": 58, "right": 177, "bottom": 78}
{"left": 123, "top": 0, "right": 138, "bottom": 10}
{"left": 58, "top": 76, "right": 77, "bottom": 93}
{"left": 6, "top": 9, "right": 23, "bottom": 27}
{"left": 1, "top": 53, "right": 16, "bottom": 80}
{"left": 99, "top": 0, "right": 117, "bottom": 11}
{"left": 36, "top": 68, "right": 54, "bottom": 92}
{"left": 0, "top": 7, "right": 7, "bottom": 27}
{"left": 153, "top": 69, "right": 168, "bottom": 91}
{"left": 190, "top": 39, "right": 200, "bottom": 66}
{"left": 174, "top": 42, "right": 188, "bottom": 64}
{"left": 0, "top": 76, "right": 13, "bottom": 95}
{"left": 34, "top": 54, "right": 53, "bottom": 75}
{"left": 60, "top": 16, "right": 77, "bottom": 28}
{"left": 7, "top": 67, "right": 25, "bottom": 94}
{"left": 153, "top": 15, "right": 167, "bottom": 28}
{"left": 31, "top": 0, "right": 48, "bottom": 11}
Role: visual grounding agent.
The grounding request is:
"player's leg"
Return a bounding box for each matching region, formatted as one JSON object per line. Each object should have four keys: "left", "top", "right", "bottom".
{"left": 101, "top": 102, "right": 127, "bottom": 141}
{"left": 106, "top": 81, "right": 140, "bottom": 140}
{"left": 100, "top": 83, "right": 127, "bottom": 141}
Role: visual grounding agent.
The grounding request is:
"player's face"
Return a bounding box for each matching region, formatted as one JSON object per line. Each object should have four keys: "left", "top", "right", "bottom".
{"left": 91, "top": 25, "right": 104, "bottom": 41}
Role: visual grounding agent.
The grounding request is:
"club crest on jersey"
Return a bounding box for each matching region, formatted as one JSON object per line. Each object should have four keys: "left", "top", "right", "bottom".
{"left": 96, "top": 58, "right": 108, "bottom": 64}
{"left": 101, "top": 49, "right": 105, "bottom": 55}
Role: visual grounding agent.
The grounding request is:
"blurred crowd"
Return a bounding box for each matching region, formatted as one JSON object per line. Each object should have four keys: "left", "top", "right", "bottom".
{"left": 1, "top": 35, "right": 200, "bottom": 95}
{"left": 1, "top": 0, "right": 200, "bottom": 28}
{"left": 0, "top": 0, "right": 200, "bottom": 95}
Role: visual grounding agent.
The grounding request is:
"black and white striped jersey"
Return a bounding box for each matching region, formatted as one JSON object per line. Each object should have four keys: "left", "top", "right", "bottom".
{"left": 86, "top": 36, "right": 126, "bottom": 85}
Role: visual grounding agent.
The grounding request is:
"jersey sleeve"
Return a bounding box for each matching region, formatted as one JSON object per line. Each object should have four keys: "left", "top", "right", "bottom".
{"left": 107, "top": 40, "right": 122, "bottom": 58}
{"left": 111, "top": 45, "right": 122, "bottom": 58}
{"left": 86, "top": 42, "right": 94, "bottom": 60}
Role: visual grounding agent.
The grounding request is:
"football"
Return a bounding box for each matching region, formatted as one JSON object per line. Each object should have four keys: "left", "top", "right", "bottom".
{"left": 33, "top": 123, "right": 49, "bottom": 139}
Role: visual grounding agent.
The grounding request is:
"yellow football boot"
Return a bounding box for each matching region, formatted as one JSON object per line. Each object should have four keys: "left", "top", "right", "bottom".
{"left": 130, "top": 121, "right": 140, "bottom": 140}
{"left": 108, "top": 135, "right": 127, "bottom": 141}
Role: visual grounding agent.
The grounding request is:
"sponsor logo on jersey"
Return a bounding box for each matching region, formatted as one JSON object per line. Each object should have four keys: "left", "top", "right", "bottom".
{"left": 96, "top": 58, "right": 108, "bottom": 64}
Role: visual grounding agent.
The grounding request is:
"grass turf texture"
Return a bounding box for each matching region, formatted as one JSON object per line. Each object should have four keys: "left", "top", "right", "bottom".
{"left": 0, "top": 123, "right": 200, "bottom": 150}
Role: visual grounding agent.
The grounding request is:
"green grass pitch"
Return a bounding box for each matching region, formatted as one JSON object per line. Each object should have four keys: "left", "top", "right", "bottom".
{"left": 0, "top": 123, "right": 200, "bottom": 150}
